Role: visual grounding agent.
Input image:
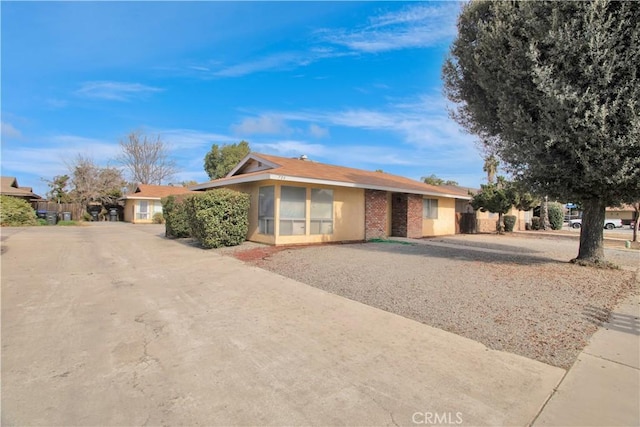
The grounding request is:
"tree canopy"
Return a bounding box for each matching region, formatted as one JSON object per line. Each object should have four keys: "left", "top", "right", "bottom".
{"left": 422, "top": 174, "right": 459, "bottom": 186}
{"left": 68, "top": 155, "right": 126, "bottom": 206}
{"left": 117, "top": 131, "right": 177, "bottom": 185}
{"left": 443, "top": 0, "right": 640, "bottom": 263}
{"left": 204, "top": 141, "right": 250, "bottom": 180}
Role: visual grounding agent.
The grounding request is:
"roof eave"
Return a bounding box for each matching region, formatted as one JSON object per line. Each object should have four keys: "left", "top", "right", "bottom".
{"left": 192, "top": 173, "right": 471, "bottom": 199}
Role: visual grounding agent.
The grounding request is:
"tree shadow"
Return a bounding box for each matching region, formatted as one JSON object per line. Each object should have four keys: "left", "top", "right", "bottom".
{"left": 583, "top": 305, "right": 640, "bottom": 336}
{"left": 347, "top": 240, "right": 567, "bottom": 266}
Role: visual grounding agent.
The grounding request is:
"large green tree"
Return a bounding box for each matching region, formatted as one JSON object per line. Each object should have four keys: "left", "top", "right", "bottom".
{"left": 204, "top": 141, "right": 251, "bottom": 180}
{"left": 443, "top": 0, "right": 640, "bottom": 264}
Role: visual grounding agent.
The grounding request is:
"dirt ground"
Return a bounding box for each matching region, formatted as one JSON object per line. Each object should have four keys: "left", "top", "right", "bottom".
{"left": 226, "top": 233, "right": 639, "bottom": 369}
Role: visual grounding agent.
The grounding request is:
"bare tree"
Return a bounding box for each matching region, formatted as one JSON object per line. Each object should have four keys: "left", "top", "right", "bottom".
{"left": 67, "top": 154, "right": 126, "bottom": 207}
{"left": 118, "top": 131, "right": 177, "bottom": 185}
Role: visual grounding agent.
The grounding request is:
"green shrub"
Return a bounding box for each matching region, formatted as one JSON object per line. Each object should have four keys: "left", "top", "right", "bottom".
{"left": 0, "top": 195, "right": 38, "bottom": 226}
{"left": 531, "top": 216, "right": 541, "bottom": 230}
{"left": 504, "top": 215, "right": 517, "bottom": 232}
{"left": 185, "top": 189, "right": 250, "bottom": 249}
{"left": 57, "top": 220, "right": 78, "bottom": 226}
{"left": 82, "top": 212, "right": 92, "bottom": 222}
{"left": 162, "top": 195, "right": 191, "bottom": 238}
{"left": 548, "top": 202, "right": 564, "bottom": 230}
{"left": 152, "top": 212, "right": 165, "bottom": 224}
{"left": 37, "top": 218, "right": 48, "bottom": 226}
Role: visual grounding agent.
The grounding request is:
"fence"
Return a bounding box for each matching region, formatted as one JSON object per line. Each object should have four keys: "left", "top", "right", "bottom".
{"left": 31, "top": 201, "right": 85, "bottom": 221}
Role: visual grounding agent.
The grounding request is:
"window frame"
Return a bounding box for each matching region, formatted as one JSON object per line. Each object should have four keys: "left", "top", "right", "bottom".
{"left": 423, "top": 198, "right": 439, "bottom": 219}
{"left": 258, "top": 186, "right": 275, "bottom": 235}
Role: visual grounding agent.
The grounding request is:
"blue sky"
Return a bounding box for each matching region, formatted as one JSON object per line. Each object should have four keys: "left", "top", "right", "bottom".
{"left": 1, "top": 1, "right": 483, "bottom": 197}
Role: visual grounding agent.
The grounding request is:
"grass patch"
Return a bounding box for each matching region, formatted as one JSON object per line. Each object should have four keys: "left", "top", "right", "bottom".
{"left": 57, "top": 220, "right": 79, "bottom": 226}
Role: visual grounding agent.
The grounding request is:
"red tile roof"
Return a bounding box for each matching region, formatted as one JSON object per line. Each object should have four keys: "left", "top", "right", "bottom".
{"left": 125, "top": 184, "right": 195, "bottom": 199}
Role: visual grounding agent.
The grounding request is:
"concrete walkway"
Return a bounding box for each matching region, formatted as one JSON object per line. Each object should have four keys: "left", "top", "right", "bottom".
{"left": 534, "top": 291, "right": 640, "bottom": 426}
{"left": 1, "top": 224, "right": 564, "bottom": 426}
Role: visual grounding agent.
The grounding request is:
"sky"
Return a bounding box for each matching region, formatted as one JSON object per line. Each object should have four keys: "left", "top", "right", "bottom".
{"left": 1, "top": 1, "right": 484, "bottom": 198}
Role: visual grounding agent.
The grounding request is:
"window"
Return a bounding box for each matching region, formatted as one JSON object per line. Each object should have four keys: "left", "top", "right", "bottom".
{"left": 310, "top": 189, "right": 333, "bottom": 234}
{"left": 423, "top": 198, "right": 438, "bottom": 219}
{"left": 137, "top": 200, "right": 149, "bottom": 220}
{"left": 279, "top": 186, "right": 306, "bottom": 235}
{"left": 258, "top": 186, "right": 275, "bottom": 234}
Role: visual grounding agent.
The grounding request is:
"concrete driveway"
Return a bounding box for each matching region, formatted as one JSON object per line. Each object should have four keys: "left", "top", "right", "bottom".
{"left": 1, "top": 223, "right": 564, "bottom": 426}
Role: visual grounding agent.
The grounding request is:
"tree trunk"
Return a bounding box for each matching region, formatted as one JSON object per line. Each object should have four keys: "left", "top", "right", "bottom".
{"left": 633, "top": 205, "right": 639, "bottom": 243}
{"left": 576, "top": 199, "right": 606, "bottom": 262}
{"left": 540, "top": 197, "right": 549, "bottom": 230}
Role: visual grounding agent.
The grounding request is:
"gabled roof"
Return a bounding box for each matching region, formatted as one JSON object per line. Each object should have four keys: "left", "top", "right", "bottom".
{"left": 0, "top": 176, "right": 42, "bottom": 199}
{"left": 121, "top": 184, "right": 195, "bottom": 200}
{"left": 192, "top": 153, "right": 471, "bottom": 199}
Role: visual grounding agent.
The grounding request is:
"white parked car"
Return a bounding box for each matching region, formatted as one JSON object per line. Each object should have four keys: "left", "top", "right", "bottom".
{"left": 569, "top": 218, "right": 623, "bottom": 229}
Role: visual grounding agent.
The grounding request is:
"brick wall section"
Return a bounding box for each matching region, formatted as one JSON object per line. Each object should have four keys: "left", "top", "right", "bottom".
{"left": 406, "top": 194, "right": 423, "bottom": 238}
{"left": 391, "top": 193, "right": 423, "bottom": 238}
{"left": 391, "top": 194, "right": 408, "bottom": 237}
{"left": 365, "top": 189, "right": 388, "bottom": 240}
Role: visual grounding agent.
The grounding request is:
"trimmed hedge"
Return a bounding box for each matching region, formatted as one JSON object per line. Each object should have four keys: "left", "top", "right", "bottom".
{"left": 184, "top": 189, "right": 250, "bottom": 249}
{"left": 0, "top": 195, "right": 37, "bottom": 226}
{"left": 548, "top": 202, "right": 564, "bottom": 230}
{"left": 503, "top": 215, "right": 517, "bottom": 232}
{"left": 162, "top": 195, "right": 191, "bottom": 238}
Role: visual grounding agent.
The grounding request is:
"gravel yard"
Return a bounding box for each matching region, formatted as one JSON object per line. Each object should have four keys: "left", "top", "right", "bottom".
{"left": 224, "top": 234, "right": 639, "bottom": 369}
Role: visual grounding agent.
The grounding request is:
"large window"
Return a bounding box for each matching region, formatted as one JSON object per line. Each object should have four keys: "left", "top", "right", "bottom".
{"left": 423, "top": 198, "right": 438, "bottom": 219}
{"left": 258, "top": 186, "right": 275, "bottom": 234}
{"left": 310, "top": 189, "right": 333, "bottom": 234}
{"left": 279, "top": 186, "right": 306, "bottom": 235}
{"left": 137, "top": 200, "right": 149, "bottom": 220}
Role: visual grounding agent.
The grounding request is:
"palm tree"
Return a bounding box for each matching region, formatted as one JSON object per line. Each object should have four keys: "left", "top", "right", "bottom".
{"left": 483, "top": 155, "right": 499, "bottom": 184}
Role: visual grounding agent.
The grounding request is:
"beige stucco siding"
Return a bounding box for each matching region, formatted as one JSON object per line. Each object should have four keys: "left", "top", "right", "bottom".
{"left": 123, "top": 199, "right": 163, "bottom": 224}
{"left": 422, "top": 197, "right": 456, "bottom": 236}
{"left": 275, "top": 184, "right": 365, "bottom": 245}
{"left": 220, "top": 181, "right": 364, "bottom": 245}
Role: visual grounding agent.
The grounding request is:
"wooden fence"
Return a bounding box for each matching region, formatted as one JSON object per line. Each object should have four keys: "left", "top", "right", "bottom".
{"left": 31, "top": 201, "right": 85, "bottom": 221}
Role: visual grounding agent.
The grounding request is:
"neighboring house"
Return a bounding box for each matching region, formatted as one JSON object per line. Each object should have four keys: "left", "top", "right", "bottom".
{"left": 606, "top": 204, "right": 637, "bottom": 226}
{"left": 192, "top": 153, "right": 471, "bottom": 245}
{"left": 0, "top": 176, "right": 42, "bottom": 201}
{"left": 120, "top": 184, "right": 194, "bottom": 224}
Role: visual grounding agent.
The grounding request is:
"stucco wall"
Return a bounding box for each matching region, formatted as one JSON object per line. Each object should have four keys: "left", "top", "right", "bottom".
{"left": 276, "top": 185, "right": 365, "bottom": 245}
{"left": 124, "top": 199, "right": 163, "bottom": 224}
{"left": 422, "top": 196, "right": 456, "bottom": 236}
{"left": 224, "top": 181, "right": 365, "bottom": 245}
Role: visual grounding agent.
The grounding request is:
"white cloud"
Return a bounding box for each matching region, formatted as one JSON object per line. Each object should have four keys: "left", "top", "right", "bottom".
{"left": 76, "top": 81, "right": 163, "bottom": 101}
{"left": 252, "top": 140, "right": 327, "bottom": 158}
{"left": 308, "top": 123, "right": 329, "bottom": 138}
{"left": 1, "top": 121, "right": 22, "bottom": 139}
{"left": 151, "top": 128, "right": 238, "bottom": 151}
{"left": 231, "top": 115, "right": 292, "bottom": 136}
{"left": 319, "top": 3, "right": 459, "bottom": 53}
{"left": 214, "top": 52, "right": 308, "bottom": 78}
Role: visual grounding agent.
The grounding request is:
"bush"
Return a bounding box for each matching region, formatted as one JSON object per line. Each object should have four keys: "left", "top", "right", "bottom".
{"left": 184, "top": 189, "right": 250, "bottom": 249}
{"left": 548, "top": 202, "right": 564, "bottom": 230}
{"left": 82, "top": 212, "right": 92, "bottom": 222}
{"left": 37, "top": 218, "right": 48, "bottom": 226}
{"left": 0, "top": 195, "right": 37, "bottom": 226}
{"left": 152, "top": 212, "right": 165, "bottom": 224}
{"left": 504, "top": 215, "right": 517, "bottom": 232}
{"left": 162, "top": 195, "right": 191, "bottom": 238}
{"left": 531, "top": 216, "right": 541, "bottom": 230}
{"left": 57, "top": 220, "right": 78, "bottom": 226}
